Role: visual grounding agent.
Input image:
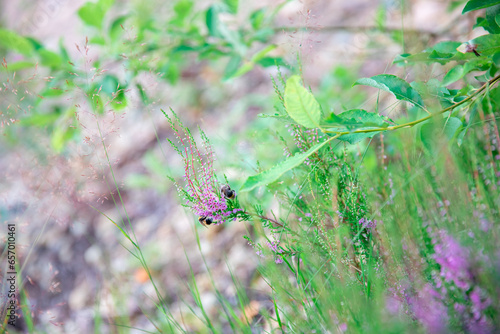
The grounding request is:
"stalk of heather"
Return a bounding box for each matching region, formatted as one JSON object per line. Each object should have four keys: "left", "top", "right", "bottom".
{"left": 163, "top": 109, "right": 244, "bottom": 225}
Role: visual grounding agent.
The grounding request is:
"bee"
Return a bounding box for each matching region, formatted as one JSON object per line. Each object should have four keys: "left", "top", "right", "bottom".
{"left": 199, "top": 216, "right": 215, "bottom": 227}
{"left": 465, "top": 43, "right": 481, "bottom": 57}
{"left": 457, "top": 43, "right": 481, "bottom": 57}
{"left": 221, "top": 184, "right": 236, "bottom": 200}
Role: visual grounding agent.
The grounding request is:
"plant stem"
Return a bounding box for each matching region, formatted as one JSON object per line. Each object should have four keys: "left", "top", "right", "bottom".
{"left": 323, "top": 74, "right": 500, "bottom": 136}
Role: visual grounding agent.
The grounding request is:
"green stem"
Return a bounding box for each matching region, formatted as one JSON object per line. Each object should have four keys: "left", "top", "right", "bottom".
{"left": 323, "top": 74, "right": 500, "bottom": 136}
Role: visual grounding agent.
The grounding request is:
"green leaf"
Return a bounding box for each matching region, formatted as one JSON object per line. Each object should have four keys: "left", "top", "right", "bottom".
{"left": 484, "top": 5, "right": 500, "bottom": 34}
{"left": 206, "top": 5, "right": 222, "bottom": 37}
{"left": 174, "top": 0, "right": 193, "bottom": 20}
{"left": 0, "top": 28, "right": 34, "bottom": 55}
{"left": 354, "top": 74, "right": 425, "bottom": 109}
{"left": 78, "top": 0, "right": 115, "bottom": 29}
{"left": 284, "top": 75, "right": 321, "bottom": 128}
{"left": 109, "top": 15, "right": 129, "bottom": 40}
{"left": 38, "top": 49, "right": 62, "bottom": 68}
{"left": 444, "top": 117, "right": 463, "bottom": 139}
{"left": 250, "top": 45, "right": 276, "bottom": 63}
{"left": 250, "top": 9, "right": 266, "bottom": 29}
{"left": 420, "top": 122, "right": 437, "bottom": 153}
{"left": 337, "top": 131, "right": 382, "bottom": 144}
{"left": 257, "top": 57, "right": 287, "bottom": 68}
{"left": 463, "top": 0, "right": 500, "bottom": 13}
{"left": 240, "top": 140, "right": 331, "bottom": 192}
{"left": 223, "top": 55, "right": 242, "bottom": 79}
{"left": 51, "top": 108, "right": 78, "bottom": 153}
{"left": 469, "top": 34, "right": 500, "bottom": 56}
{"left": 327, "top": 109, "right": 388, "bottom": 144}
{"left": 442, "top": 65, "right": 465, "bottom": 86}
{"left": 0, "top": 61, "right": 34, "bottom": 71}
{"left": 20, "top": 112, "right": 60, "bottom": 127}
{"left": 457, "top": 104, "right": 477, "bottom": 146}
{"left": 223, "top": 0, "right": 238, "bottom": 14}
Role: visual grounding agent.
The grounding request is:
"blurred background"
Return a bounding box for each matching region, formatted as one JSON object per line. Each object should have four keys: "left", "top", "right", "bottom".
{"left": 0, "top": 0, "right": 483, "bottom": 332}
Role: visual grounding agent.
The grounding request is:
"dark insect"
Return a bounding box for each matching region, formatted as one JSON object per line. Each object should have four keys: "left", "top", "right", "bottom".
{"left": 465, "top": 43, "right": 480, "bottom": 57}
{"left": 221, "top": 185, "right": 236, "bottom": 200}
{"left": 199, "top": 216, "right": 215, "bottom": 227}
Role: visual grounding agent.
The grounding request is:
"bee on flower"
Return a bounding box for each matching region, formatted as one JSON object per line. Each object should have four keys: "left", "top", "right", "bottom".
{"left": 163, "top": 109, "right": 241, "bottom": 227}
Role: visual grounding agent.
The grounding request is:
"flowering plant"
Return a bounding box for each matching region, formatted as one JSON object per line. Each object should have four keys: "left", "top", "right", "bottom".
{"left": 163, "top": 109, "right": 246, "bottom": 226}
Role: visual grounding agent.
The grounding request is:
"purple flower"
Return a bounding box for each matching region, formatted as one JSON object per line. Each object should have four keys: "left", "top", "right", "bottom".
{"left": 166, "top": 111, "right": 233, "bottom": 224}
{"left": 359, "top": 217, "right": 377, "bottom": 230}
{"left": 409, "top": 284, "right": 449, "bottom": 334}
{"left": 433, "top": 231, "right": 472, "bottom": 290}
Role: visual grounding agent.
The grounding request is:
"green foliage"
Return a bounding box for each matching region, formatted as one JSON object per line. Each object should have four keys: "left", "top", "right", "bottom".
{"left": 78, "top": 0, "right": 115, "bottom": 29}
{"left": 0, "top": 28, "right": 34, "bottom": 55}
{"left": 354, "top": 74, "right": 425, "bottom": 109}
{"left": 463, "top": 0, "right": 500, "bottom": 13}
{"left": 284, "top": 75, "right": 322, "bottom": 128}
{"left": 240, "top": 139, "right": 332, "bottom": 192}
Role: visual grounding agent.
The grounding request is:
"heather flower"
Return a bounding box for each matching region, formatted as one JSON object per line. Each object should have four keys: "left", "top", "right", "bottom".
{"left": 358, "top": 217, "right": 377, "bottom": 230}
{"left": 409, "top": 284, "right": 449, "bottom": 334}
{"left": 433, "top": 231, "right": 472, "bottom": 290}
{"left": 164, "top": 110, "right": 233, "bottom": 225}
{"left": 266, "top": 236, "right": 285, "bottom": 264}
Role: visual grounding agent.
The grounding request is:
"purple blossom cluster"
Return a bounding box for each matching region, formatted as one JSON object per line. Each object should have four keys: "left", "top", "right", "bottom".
{"left": 432, "top": 230, "right": 493, "bottom": 333}
{"left": 358, "top": 217, "right": 377, "bottom": 230}
{"left": 433, "top": 231, "right": 472, "bottom": 290}
{"left": 393, "top": 230, "right": 494, "bottom": 333}
{"left": 266, "top": 237, "right": 284, "bottom": 264}
{"left": 166, "top": 111, "right": 234, "bottom": 224}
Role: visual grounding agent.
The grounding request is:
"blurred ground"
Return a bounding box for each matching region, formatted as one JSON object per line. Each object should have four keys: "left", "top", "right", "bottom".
{"left": 0, "top": 0, "right": 474, "bottom": 332}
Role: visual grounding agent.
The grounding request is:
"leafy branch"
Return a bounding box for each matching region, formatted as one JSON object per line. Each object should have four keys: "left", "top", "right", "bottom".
{"left": 323, "top": 73, "right": 500, "bottom": 136}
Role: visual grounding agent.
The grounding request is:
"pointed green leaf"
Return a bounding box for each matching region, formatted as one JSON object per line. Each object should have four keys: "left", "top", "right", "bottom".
{"left": 223, "top": 0, "right": 238, "bottom": 14}
{"left": 240, "top": 139, "right": 331, "bottom": 192}
{"left": 463, "top": 0, "right": 500, "bottom": 13}
{"left": 444, "top": 117, "right": 463, "bottom": 139}
{"left": 78, "top": 0, "right": 115, "bottom": 29}
{"left": 0, "top": 28, "right": 34, "bottom": 55}
{"left": 284, "top": 75, "right": 321, "bottom": 128}
{"left": 327, "top": 109, "right": 388, "bottom": 144}
{"left": 354, "top": 74, "right": 425, "bottom": 109}
{"left": 442, "top": 65, "right": 465, "bottom": 86}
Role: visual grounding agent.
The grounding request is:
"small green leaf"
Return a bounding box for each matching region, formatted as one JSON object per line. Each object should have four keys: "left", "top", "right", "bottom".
{"left": 284, "top": 75, "right": 321, "bottom": 128}
{"left": 223, "top": 55, "right": 242, "bottom": 79}
{"left": 257, "top": 57, "right": 287, "bottom": 68}
{"left": 206, "top": 5, "right": 222, "bottom": 37}
{"left": 78, "top": 0, "right": 115, "bottom": 29}
{"left": 328, "top": 109, "right": 388, "bottom": 144}
{"left": 463, "top": 0, "right": 500, "bottom": 13}
{"left": 250, "top": 9, "right": 265, "bottom": 29}
{"left": 444, "top": 117, "right": 463, "bottom": 139}
{"left": 109, "top": 15, "right": 129, "bottom": 40}
{"left": 250, "top": 45, "right": 276, "bottom": 63}
{"left": 335, "top": 109, "right": 388, "bottom": 128}
{"left": 337, "top": 131, "right": 382, "bottom": 144}
{"left": 38, "top": 49, "right": 62, "bottom": 68}
{"left": 0, "top": 61, "right": 34, "bottom": 71}
{"left": 223, "top": 0, "right": 238, "bottom": 14}
{"left": 442, "top": 65, "right": 465, "bottom": 86}
{"left": 355, "top": 74, "right": 425, "bottom": 109}
{"left": 136, "top": 83, "right": 149, "bottom": 104}
{"left": 0, "top": 28, "right": 34, "bottom": 55}
{"left": 174, "top": 0, "right": 193, "bottom": 20}
{"left": 420, "top": 122, "right": 437, "bottom": 153}
{"left": 240, "top": 140, "right": 331, "bottom": 192}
